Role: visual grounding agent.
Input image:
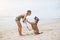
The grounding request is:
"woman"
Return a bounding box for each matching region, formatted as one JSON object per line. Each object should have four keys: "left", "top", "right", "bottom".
{"left": 27, "top": 16, "right": 40, "bottom": 35}
{"left": 15, "top": 10, "right": 31, "bottom": 36}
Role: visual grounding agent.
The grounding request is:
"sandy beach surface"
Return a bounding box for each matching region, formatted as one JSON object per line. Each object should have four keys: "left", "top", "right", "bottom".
{"left": 0, "top": 19, "right": 60, "bottom": 40}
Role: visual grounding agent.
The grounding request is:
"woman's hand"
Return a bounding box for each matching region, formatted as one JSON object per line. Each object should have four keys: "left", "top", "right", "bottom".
{"left": 23, "top": 18, "right": 27, "bottom": 23}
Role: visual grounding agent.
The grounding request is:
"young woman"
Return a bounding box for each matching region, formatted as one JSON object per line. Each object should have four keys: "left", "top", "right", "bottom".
{"left": 27, "top": 16, "right": 40, "bottom": 35}
{"left": 15, "top": 10, "right": 31, "bottom": 36}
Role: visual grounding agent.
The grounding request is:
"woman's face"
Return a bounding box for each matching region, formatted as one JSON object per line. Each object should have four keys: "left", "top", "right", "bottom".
{"left": 27, "top": 12, "right": 31, "bottom": 16}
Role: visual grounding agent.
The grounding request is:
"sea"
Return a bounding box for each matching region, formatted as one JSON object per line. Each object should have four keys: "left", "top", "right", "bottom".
{"left": 0, "top": 16, "right": 59, "bottom": 30}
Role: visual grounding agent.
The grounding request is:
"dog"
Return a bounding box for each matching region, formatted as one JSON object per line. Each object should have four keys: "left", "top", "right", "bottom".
{"left": 27, "top": 16, "right": 40, "bottom": 35}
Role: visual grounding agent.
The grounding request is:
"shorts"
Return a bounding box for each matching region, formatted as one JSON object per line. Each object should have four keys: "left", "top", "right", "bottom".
{"left": 15, "top": 17, "right": 20, "bottom": 21}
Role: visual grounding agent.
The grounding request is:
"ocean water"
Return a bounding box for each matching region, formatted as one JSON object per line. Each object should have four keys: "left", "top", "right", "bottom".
{"left": 0, "top": 16, "right": 58, "bottom": 30}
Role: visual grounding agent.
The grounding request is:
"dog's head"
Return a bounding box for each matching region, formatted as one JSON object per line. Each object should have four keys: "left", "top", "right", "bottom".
{"left": 34, "top": 16, "right": 39, "bottom": 23}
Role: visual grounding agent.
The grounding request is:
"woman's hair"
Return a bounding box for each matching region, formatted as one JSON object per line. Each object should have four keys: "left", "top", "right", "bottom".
{"left": 27, "top": 10, "right": 31, "bottom": 13}
{"left": 34, "top": 16, "right": 39, "bottom": 23}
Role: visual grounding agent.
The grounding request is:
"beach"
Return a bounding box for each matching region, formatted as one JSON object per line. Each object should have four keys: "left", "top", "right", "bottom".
{"left": 0, "top": 0, "right": 60, "bottom": 40}
{"left": 0, "top": 19, "right": 60, "bottom": 40}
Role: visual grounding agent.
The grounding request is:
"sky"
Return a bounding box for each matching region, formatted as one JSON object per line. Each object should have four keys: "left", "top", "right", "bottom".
{"left": 0, "top": 0, "right": 60, "bottom": 19}
{"left": 0, "top": 0, "right": 60, "bottom": 29}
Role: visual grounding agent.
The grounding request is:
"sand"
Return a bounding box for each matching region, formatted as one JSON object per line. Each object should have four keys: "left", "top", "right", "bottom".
{"left": 0, "top": 19, "right": 60, "bottom": 40}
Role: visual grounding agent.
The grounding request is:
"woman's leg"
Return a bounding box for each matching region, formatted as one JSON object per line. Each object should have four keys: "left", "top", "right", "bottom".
{"left": 16, "top": 21, "right": 22, "bottom": 36}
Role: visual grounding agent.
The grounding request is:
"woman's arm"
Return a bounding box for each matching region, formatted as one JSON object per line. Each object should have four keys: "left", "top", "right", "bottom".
{"left": 23, "top": 14, "right": 27, "bottom": 22}
{"left": 27, "top": 20, "right": 35, "bottom": 25}
{"left": 27, "top": 20, "right": 31, "bottom": 24}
